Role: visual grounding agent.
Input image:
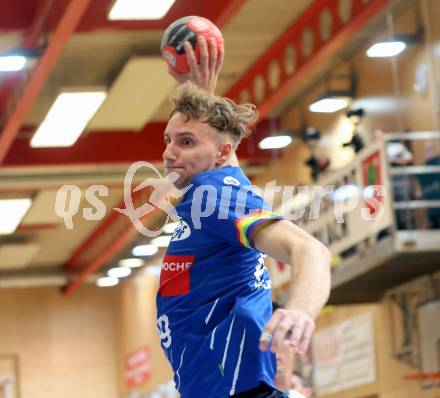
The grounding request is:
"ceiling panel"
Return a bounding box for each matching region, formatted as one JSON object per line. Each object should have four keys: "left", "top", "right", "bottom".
{"left": 88, "top": 57, "right": 175, "bottom": 130}
{"left": 21, "top": 190, "right": 66, "bottom": 225}
{"left": 0, "top": 243, "right": 41, "bottom": 269}
{"left": 25, "top": 31, "right": 163, "bottom": 125}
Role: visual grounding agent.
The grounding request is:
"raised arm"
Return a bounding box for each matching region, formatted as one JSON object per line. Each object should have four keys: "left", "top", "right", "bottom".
{"left": 253, "top": 220, "right": 331, "bottom": 356}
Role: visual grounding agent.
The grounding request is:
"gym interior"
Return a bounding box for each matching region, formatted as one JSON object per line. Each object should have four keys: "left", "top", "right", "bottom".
{"left": 0, "top": 0, "right": 439, "bottom": 397}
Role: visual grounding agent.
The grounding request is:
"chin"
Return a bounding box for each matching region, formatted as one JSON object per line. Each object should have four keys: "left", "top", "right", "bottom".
{"left": 172, "top": 175, "right": 189, "bottom": 190}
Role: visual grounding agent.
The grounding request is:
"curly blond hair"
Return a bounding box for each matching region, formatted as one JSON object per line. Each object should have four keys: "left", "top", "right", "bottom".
{"left": 169, "top": 82, "right": 259, "bottom": 146}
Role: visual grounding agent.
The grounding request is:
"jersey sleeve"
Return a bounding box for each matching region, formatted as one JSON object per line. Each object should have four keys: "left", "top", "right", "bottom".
{"left": 234, "top": 208, "right": 283, "bottom": 249}
{"left": 193, "top": 180, "right": 284, "bottom": 250}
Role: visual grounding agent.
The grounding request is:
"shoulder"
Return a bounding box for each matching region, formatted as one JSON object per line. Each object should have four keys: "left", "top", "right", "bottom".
{"left": 192, "top": 166, "right": 250, "bottom": 188}
{"left": 191, "top": 167, "right": 263, "bottom": 200}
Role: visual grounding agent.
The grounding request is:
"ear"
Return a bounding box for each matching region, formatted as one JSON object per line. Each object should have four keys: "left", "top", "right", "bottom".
{"left": 216, "top": 141, "right": 233, "bottom": 166}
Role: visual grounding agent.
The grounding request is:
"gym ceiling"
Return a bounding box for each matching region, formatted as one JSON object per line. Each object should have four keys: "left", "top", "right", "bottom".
{"left": 0, "top": 0, "right": 406, "bottom": 293}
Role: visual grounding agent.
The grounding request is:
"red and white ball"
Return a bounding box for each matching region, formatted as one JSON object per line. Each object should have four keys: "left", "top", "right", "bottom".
{"left": 161, "top": 16, "right": 224, "bottom": 74}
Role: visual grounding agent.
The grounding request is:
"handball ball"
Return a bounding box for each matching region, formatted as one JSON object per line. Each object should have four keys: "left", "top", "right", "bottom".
{"left": 161, "top": 16, "right": 224, "bottom": 74}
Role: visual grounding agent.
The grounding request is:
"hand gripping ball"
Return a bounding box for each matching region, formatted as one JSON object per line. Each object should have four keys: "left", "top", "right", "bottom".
{"left": 161, "top": 16, "right": 224, "bottom": 74}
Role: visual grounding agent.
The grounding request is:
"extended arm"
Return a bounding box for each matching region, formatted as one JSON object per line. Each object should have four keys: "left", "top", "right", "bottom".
{"left": 253, "top": 220, "right": 331, "bottom": 355}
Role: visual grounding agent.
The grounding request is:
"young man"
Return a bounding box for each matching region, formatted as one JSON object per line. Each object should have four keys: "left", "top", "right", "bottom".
{"left": 156, "top": 80, "right": 331, "bottom": 397}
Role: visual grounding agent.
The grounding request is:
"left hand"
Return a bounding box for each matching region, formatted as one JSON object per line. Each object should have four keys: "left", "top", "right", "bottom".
{"left": 259, "top": 308, "right": 315, "bottom": 356}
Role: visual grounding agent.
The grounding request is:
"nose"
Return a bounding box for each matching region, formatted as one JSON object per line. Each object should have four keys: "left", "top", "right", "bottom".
{"left": 163, "top": 142, "right": 177, "bottom": 162}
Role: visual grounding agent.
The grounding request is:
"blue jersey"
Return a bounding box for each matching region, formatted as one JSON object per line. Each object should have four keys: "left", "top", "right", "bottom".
{"left": 156, "top": 166, "right": 283, "bottom": 397}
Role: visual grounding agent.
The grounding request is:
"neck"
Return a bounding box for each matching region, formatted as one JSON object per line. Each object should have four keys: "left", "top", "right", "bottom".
{"left": 225, "top": 152, "right": 239, "bottom": 167}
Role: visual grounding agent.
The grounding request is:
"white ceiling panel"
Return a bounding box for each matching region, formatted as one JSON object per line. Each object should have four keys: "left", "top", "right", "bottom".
{"left": 88, "top": 56, "right": 175, "bottom": 131}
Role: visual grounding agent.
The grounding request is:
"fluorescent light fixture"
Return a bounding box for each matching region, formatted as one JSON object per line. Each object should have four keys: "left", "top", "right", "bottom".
{"left": 132, "top": 244, "right": 158, "bottom": 257}
{"left": 163, "top": 222, "right": 179, "bottom": 234}
{"left": 118, "top": 258, "right": 144, "bottom": 268}
{"left": 96, "top": 276, "right": 119, "bottom": 287}
{"left": 30, "top": 91, "right": 107, "bottom": 148}
{"left": 151, "top": 235, "right": 172, "bottom": 248}
{"left": 0, "top": 198, "right": 32, "bottom": 234}
{"left": 309, "top": 96, "right": 350, "bottom": 113}
{"left": 108, "top": 266, "right": 132, "bottom": 278}
{"left": 108, "top": 0, "right": 176, "bottom": 20}
{"left": 366, "top": 41, "right": 406, "bottom": 58}
{"left": 0, "top": 55, "right": 26, "bottom": 71}
{"left": 258, "top": 135, "right": 292, "bottom": 150}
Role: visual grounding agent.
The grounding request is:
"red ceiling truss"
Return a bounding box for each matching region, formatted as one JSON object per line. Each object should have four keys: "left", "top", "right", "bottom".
{"left": 225, "top": 0, "right": 390, "bottom": 118}
{"left": 4, "top": 121, "right": 273, "bottom": 167}
{"left": 0, "top": 0, "right": 92, "bottom": 163}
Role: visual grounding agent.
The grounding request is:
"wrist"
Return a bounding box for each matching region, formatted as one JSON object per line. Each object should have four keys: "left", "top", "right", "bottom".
{"left": 285, "top": 300, "right": 315, "bottom": 319}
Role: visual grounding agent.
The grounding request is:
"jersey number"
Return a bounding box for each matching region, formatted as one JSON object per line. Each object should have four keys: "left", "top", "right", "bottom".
{"left": 157, "top": 314, "right": 172, "bottom": 349}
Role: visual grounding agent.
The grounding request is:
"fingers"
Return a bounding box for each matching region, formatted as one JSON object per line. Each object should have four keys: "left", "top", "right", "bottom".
{"left": 208, "top": 37, "right": 217, "bottom": 71}
{"left": 259, "top": 309, "right": 315, "bottom": 356}
{"left": 174, "top": 36, "right": 223, "bottom": 93}
{"left": 271, "top": 315, "right": 293, "bottom": 353}
{"left": 297, "top": 319, "right": 315, "bottom": 355}
{"left": 288, "top": 315, "right": 314, "bottom": 355}
{"left": 214, "top": 40, "right": 224, "bottom": 75}
{"left": 259, "top": 310, "right": 283, "bottom": 351}
{"left": 183, "top": 41, "right": 199, "bottom": 82}
{"left": 198, "top": 36, "right": 209, "bottom": 78}
{"left": 167, "top": 66, "right": 185, "bottom": 84}
{"left": 288, "top": 314, "right": 305, "bottom": 349}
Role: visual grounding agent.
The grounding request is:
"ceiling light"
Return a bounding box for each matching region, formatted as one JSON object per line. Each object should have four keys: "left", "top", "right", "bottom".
{"left": 96, "top": 276, "right": 119, "bottom": 287}
{"left": 151, "top": 235, "right": 172, "bottom": 248}
{"left": 366, "top": 41, "right": 406, "bottom": 57}
{"left": 0, "top": 198, "right": 32, "bottom": 234}
{"left": 30, "top": 91, "right": 107, "bottom": 148}
{"left": 108, "top": 0, "right": 176, "bottom": 20}
{"left": 258, "top": 135, "right": 292, "bottom": 150}
{"left": 0, "top": 55, "right": 26, "bottom": 72}
{"left": 108, "top": 266, "right": 132, "bottom": 278}
{"left": 132, "top": 244, "right": 158, "bottom": 257}
{"left": 309, "top": 94, "right": 351, "bottom": 113}
{"left": 163, "top": 222, "right": 179, "bottom": 234}
{"left": 118, "top": 258, "right": 144, "bottom": 268}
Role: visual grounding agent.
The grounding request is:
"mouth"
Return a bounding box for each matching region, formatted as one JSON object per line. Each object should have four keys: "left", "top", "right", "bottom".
{"left": 164, "top": 166, "right": 184, "bottom": 173}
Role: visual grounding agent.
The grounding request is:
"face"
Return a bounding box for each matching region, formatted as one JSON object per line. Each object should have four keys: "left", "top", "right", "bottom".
{"left": 163, "top": 112, "right": 232, "bottom": 188}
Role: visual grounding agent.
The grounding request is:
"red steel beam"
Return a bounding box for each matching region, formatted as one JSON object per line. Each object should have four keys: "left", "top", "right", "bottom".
{"left": 0, "top": 0, "right": 92, "bottom": 164}
{"left": 0, "top": 0, "right": 55, "bottom": 117}
{"left": 225, "top": 0, "right": 390, "bottom": 118}
{"left": 23, "top": 0, "right": 56, "bottom": 48}
{"left": 5, "top": 119, "right": 274, "bottom": 167}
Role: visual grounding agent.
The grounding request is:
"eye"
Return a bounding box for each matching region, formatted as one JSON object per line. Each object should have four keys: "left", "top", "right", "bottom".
{"left": 182, "top": 138, "right": 193, "bottom": 146}
{"left": 164, "top": 136, "right": 170, "bottom": 145}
